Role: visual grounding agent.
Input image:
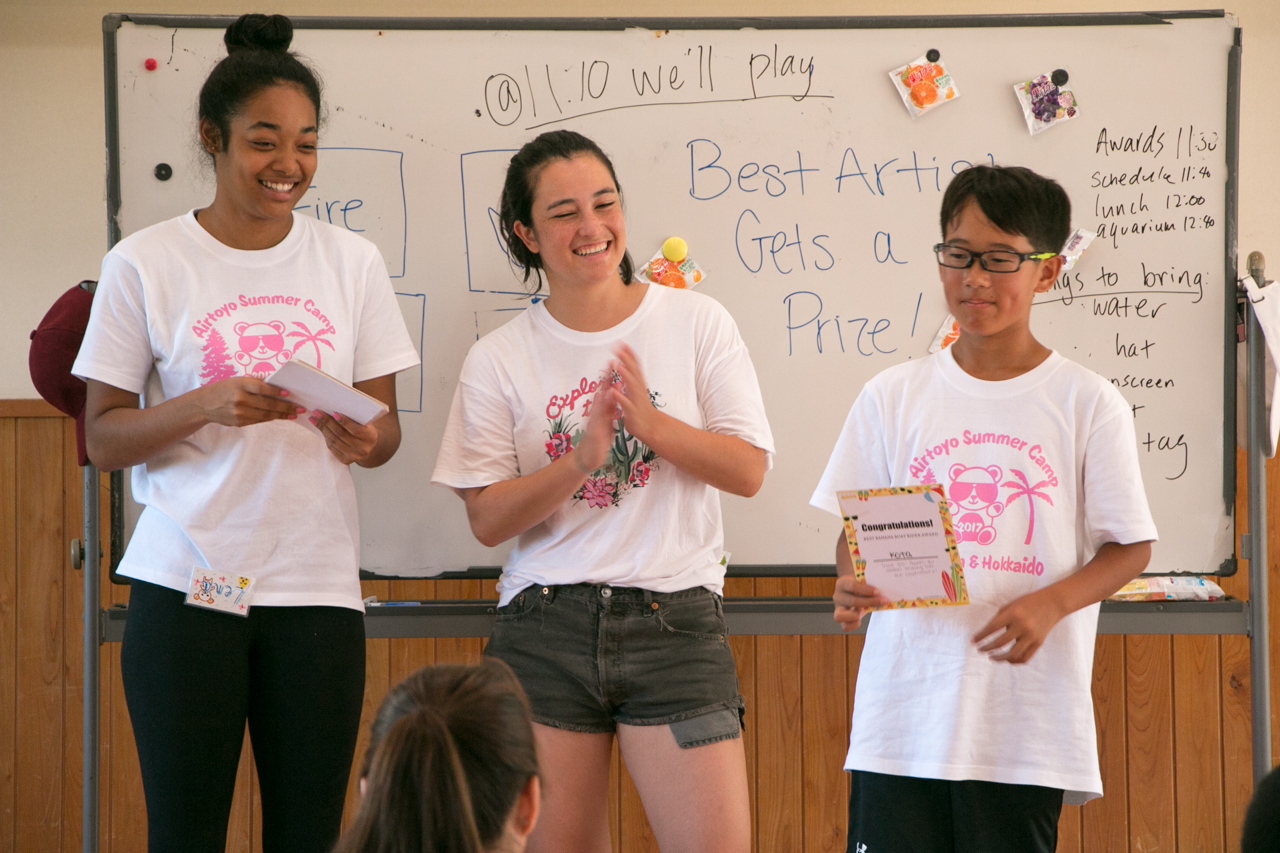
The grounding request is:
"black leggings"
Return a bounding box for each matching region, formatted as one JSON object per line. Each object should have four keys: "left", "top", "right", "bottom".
{"left": 121, "top": 580, "right": 366, "bottom": 853}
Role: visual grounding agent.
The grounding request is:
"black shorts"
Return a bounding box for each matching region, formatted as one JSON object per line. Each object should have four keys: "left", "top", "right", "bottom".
{"left": 847, "top": 769, "right": 1062, "bottom": 853}
{"left": 484, "top": 583, "right": 743, "bottom": 747}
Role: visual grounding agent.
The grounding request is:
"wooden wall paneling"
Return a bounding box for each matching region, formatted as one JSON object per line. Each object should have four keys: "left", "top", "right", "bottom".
{"left": 433, "top": 579, "right": 484, "bottom": 666}
{"left": 725, "top": 576, "right": 758, "bottom": 853}
{"left": 224, "top": 730, "right": 254, "bottom": 853}
{"left": 60, "top": 421, "right": 83, "bottom": 853}
{"left": 1220, "top": 634, "right": 1252, "bottom": 853}
{"left": 343, "top": 579, "right": 391, "bottom": 829}
{"left": 106, "top": 639, "right": 145, "bottom": 852}
{"left": 0, "top": 400, "right": 61, "bottom": 417}
{"left": 844, "top": 632, "right": 863, "bottom": 737}
{"left": 0, "top": 419, "right": 17, "bottom": 852}
{"left": 799, "top": 577, "right": 846, "bottom": 853}
{"left": 1173, "top": 634, "right": 1226, "bottom": 851}
{"left": 1055, "top": 805, "right": 1082, "bottom": 853}
{"left": 389, "top": 578, "right": 435, "bottom": 684}
{"left": 1082, "top": 634, "right": 1127, "bottom": 853}
{"left": 15, "top": 418, "right": 66, "bottom": 851}
{"left": 3, "top": 414, "right": 1275, "bottom": 853}
{"left": 1125, "top": 635, "right": 1176, "bottom": 853}
{"left": 842, "top": 628, "right": 865, "bottom": 852}
{"left": 754, "top": 576, "right": 802, "bottom": 853}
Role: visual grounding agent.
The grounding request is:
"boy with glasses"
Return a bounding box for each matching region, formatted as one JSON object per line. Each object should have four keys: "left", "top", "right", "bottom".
{"left": 810, "top": 165, "right": 1157, "bottom": 853}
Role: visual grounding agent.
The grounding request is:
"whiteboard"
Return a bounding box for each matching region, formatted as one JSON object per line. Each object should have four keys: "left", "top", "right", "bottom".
{"left": 106, "top": 13, "right": 1238, "bottom": 576}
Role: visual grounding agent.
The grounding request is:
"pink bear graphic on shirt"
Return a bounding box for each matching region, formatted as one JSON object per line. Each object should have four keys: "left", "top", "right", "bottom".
{"left": 233, "top": 321, "right": 292, "bottom": 377}
{"left": 947, "top": 464, "right": 1005, "bottom": 546}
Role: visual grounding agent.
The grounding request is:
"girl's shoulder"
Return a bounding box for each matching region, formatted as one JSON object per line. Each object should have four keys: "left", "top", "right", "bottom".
{"left": 463, "top": 304, "right": 543, "bottom": 365}
{"left": 638, "top": 285, "right": 742, "bottom": 344}
{"left": 106, "top": 212, "right": 196, "bottom": 261}
{"left": 645, "top": 283, "right": 728, "bottom": 316}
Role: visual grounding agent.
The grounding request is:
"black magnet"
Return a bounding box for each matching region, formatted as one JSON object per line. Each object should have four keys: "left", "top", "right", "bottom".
{"left": 1051, "top": 69, "right": 1069, "bottom": 86}
{"left": 926, "top": 49, "right": 940, "bottom": 62}
{"left": 154, "top": 163, "right": 173, "bottom": 181}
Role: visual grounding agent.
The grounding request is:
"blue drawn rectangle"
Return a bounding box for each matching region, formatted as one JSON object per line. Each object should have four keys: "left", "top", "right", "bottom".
{"left": 461, "top": 149, "right": 526, "bottom": 295}
{"left": 296, "top": 147, "right": 408, "bottom": 278}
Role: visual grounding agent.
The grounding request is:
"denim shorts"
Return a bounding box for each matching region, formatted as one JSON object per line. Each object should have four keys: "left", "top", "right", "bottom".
{"left": 484, "top": 583, "right": 744, "bottom": 744}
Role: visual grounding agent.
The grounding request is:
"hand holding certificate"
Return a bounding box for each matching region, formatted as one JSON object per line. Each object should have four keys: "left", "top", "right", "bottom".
{"left": 837, "top": 485, "right": 968, "bottom": 609}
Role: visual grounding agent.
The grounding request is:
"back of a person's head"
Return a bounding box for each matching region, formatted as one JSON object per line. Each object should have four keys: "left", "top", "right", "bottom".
{"left": 334, "top": 659, "right": 539, "bottom": 853}
{"left": 940, "top": 164, "right": 1071, "bottom": 255}
{"left": 1241, "top": 764, "right": 1280, "bottom": 852}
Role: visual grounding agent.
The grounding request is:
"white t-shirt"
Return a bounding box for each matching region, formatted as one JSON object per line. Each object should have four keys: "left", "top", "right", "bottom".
{"left": 810, "top": 346, "right": 1157, "bottom": 803}
{"left": 432, "top": 284, "right": 775, "bottom": 606}
{"left": 72, "top": 211, "right": 420, "bottom": 611}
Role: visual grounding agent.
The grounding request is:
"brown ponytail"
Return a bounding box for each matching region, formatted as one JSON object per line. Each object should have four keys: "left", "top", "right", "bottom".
{"left": 334, "top": 659, "right": 539, "bottom": 853}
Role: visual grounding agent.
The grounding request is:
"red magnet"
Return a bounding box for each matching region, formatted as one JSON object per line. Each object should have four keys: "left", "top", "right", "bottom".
{"left": 144, "top": 58, "right": 158, "bottom": 71}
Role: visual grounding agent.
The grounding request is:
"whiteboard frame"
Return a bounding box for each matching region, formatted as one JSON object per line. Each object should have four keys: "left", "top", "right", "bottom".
{"left": 100, "top": 11, "right": 1240, "bottom": 577}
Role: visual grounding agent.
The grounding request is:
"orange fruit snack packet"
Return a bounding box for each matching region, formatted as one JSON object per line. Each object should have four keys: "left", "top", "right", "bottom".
{"left": 890, "top": 49, "right": 959, "bottom": 118}
{"left": 638, "top": 236, "right": 706, "bottom": 290}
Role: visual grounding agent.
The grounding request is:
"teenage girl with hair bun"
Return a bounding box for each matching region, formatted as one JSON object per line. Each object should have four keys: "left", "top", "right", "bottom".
{"left": 73, "top": 13, "right": 419, "bottom": 852}
{"left": 334, "top": 659, "right": 541, "bottom": 853}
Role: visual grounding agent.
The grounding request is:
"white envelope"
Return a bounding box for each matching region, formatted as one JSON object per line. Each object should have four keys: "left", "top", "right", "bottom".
{"left": 265, "top": 360, "right": 389, "bottom": 426}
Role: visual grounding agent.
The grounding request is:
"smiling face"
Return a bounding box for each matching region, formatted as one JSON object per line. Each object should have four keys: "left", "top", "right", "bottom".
{"left": 940, "top": 200, "right": 1059, "bottom": 348}
{"left": 512, "top": 153, "right": 627, "bottom": 290}
{"left": 201, "top": 82, "right": 317, "bottom": 229}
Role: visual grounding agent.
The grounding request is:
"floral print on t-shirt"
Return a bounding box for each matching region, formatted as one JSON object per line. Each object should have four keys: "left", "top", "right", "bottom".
{"left": 543, "top": 373, "right": 661, "bottom": 508}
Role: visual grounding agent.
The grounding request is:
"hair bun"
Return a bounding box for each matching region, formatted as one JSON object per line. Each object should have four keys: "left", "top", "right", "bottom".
{"left": 224, "top": 13, "right": 293, "bottom": 54}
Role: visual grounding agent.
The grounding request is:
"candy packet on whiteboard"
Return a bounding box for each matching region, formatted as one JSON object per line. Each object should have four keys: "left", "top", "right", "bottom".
{"left": 929, "top": 315, "right": 961, "bottom": 353}
{"left": 638, "top": 236, "right": 705, "bottom": 289}
{"left": 1059, "top": 228, "right": 1096, "bottom": 271}
{"left": 889, "top": 50, "right": 958, "bottom": 118}
{"left": 1015, "top": 69, "right": 1079, "bottom": 134}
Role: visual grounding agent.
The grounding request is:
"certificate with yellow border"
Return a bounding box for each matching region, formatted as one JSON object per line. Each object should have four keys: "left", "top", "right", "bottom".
{"left": 837, "top": 484, "right": 968, "bottom": 609}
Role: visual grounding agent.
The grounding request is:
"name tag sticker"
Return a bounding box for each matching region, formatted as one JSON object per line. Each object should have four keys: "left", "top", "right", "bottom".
{"left": 186, "top": 567, "right": 255, "bottom": 617}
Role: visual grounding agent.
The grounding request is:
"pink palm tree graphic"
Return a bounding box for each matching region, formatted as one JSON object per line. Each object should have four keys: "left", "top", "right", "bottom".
{"left": 1002, "top": 469, "right": 1055, "bottom": 545}
{"left": 286, "top": 322, "right": 335, "bottom": 369}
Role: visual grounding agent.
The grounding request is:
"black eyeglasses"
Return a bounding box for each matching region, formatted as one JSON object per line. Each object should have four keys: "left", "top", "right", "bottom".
{"left": 933, "top": 244, "right": 1058, "bottom": 273}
